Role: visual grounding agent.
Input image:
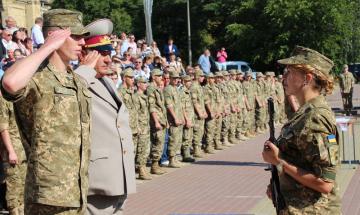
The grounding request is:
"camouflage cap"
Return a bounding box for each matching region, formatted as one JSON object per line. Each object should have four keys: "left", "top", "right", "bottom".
{"left": 222, "top": 71, "right": 229, "bottom": 76}
{"left": 194, "top": 69, "right": 205, "bottom": 77}
{"left": 277, "top": 46, "right": 334, "bottom": 74}
{"left": 182, "top": 75, "right": 192, "bottom": 81}
{"left": 167, "top": 66, "right": 177, "bottom": 73}
{"left": 230, "top": 70, "right": 237, "bottom": 75}
{"left": 245, "top": 71, "right": 253, "bottom": 77}
{"left": 122, "top": 68, "right": 135, "bottom": 77}
{"left": 256, "top": 72, "right": 264, "bottom": 78}
{"left": 136, "top": 76, "right": 149, "bottom": 83}
{"left": 237, "top": 70, "right": 244, "bottom": 75}
{"left": 206, "top": 73, "right": 215, "bottom": 78}
{"left": 215, "top": 72, "right": 223, "bottom": 77}
{"left": 151, "top": 69, "right": 163, "bottom": 76}
{"left": 169, "top": 71, "right": 181, "bottom": 78}
{"left": 43, "top": 9, "right": 89, "bottom": 36}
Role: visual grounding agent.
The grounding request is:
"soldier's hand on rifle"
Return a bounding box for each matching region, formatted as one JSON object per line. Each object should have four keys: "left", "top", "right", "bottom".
{"left": 262, "top": 140, "right": 280, "bottom": 165}
{"left": 266, "top": 184, "right": 272, "bottom": 200}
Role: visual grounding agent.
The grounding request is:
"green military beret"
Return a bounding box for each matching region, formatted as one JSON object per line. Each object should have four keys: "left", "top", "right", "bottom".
{"left": 278, "top": 46, "right": 334, "bottom": 75}
{"left": 151, "top": 69, "right": 163, "bottom": 76}
{"left": 122, "top": 68, "right": 135, "bottom": 77}
{"left": 43, "top": 9, "right": 89, "bottom": 36}
{"left": 136, "top": 76, "right": 148, "bottom": 83}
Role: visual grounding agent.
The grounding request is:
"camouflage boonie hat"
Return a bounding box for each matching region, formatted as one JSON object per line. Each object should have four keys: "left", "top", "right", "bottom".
{"left": 169, "top": 71, "right": 181, "bottom": 78}
{"left": 182, "top": 75, "right": 192, "bottom": 81}
{"left": 278, "top": 46, "right": 334, "bottom": 75}
{"left": 151, "top": 69, "right": 163, "bottom": 76}
{"left": 136, "top": 76, "right": 148, "bottom": 83}
{"left": 122, "top": 68, "right": 135, "bottom": 77}
{"left": 230, "top": 70, "right": 237, "bottom": 75}
{"left": 194, "top": 69, "right": 205, "bottom": 77}
{"left": 237, "top": 70, "right": 244, "bottom": 75}
{"left": 206, "top": 73, "right": 215, "bottom": 78}
{"left": 167, "top": 66, "right": 177, "bottom": 73}
{"left": 43, "top": 9, "right": 89, "bottom": 36}
{"left": 215, "top": 72, "right": 223, "bottom": 77}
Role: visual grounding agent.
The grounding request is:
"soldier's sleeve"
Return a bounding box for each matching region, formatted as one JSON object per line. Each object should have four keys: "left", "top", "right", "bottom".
{"left": 1, "top": 78, "right": 37, "bottom": 103}
{"left": 147, "top": 90, "right": 157, "bottom": 114}
{"left": 0, "top": 97, "right": 10, "bottom": 132}
{"left": 190, "top": 86, "right": 199, "bottom": 105}
{"left": 203, "top": 87, "right": 210, "bottom": 105}
{"left": 300, "top": 111, "right": 339, "bottom": 183}
{"left": 164, "top": 87, "right": 174, "bottom": 108}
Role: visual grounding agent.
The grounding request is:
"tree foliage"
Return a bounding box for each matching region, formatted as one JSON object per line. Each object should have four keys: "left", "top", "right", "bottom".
{"left": 51, "top": 0, "right": 360, "bottom": 73}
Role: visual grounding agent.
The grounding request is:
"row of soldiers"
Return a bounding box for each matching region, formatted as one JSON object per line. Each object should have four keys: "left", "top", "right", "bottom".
{"left": 118, "top": 67, "right": 286, "bottom": 180}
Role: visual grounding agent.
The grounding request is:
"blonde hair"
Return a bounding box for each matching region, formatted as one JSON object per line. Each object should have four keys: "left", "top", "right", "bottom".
{"left": 289, "top": 64, "right": 334, "bottom": 95}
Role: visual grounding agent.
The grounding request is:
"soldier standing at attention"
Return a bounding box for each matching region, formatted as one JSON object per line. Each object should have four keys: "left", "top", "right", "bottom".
{"left": 263, "top": 46, "right": 341, "bottom": 214}
{"left": 255, "top": 72, "right": 266, "bottom": 133}
{"left": 213, "top": 72, "right": 225, "bottom": 150}
{"left": 190, "top": 69, "right": 208, "bottom": 157}
{"left": 135, "top": 76, "right": 153, "bottom": 180}
{"left": 275, "top": 75, "right": 286, "bottom": 124}
{"left": 164, "top": 71, "right": 184, "bottom": 168}
{"left": 1, "top": 9, "right": 92, "bottom": 215}
{"left": 243, "top": 71, "right": 256, "bottom": 137}
{"left": 147, "top": 69, "right": 168, "bottom": 175}
{"left": 219, "top": 71, "right": 234, "bottom": 146}
{"left": 235, "top": 71, "right": 249, "bottom": 141}
{"left": 0, "top": 95, "right": 29, "bottom": 215}
{"left": 180, "top": 75, "right": 196, "bottom": 162}
{"left": 339, "top": 64, "right": 355, "bottom": 115}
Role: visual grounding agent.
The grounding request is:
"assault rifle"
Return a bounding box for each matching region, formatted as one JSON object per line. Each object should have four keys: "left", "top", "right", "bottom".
{"left": 266, "top": 97, "right": 286, "bottom": 214}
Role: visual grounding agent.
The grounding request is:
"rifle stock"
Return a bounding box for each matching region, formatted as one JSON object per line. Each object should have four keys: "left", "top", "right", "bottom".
{"left": 267, "top": 97, "right": 286, "bottom": 214}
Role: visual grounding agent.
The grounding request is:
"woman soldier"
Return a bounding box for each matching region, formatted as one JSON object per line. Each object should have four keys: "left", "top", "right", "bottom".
{"left": 262, "top": 46, "right": 340, "bottom": 214}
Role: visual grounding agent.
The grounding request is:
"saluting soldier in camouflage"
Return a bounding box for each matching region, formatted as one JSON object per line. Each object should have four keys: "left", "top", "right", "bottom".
{"left": 255, "top": 72, "right": 267, "bottom": 133}
{"left": 263, "top": 46, "right": 341, "bottom": 214}
{"left": 242, "top": 71, "right": 256, "bottom": 137}
{"left": 180, "top": 75, "right": 196, "bottom": 162}
{"left": 203, "top": 73, "right": 218, "bottom": 154}
{"left": 118, "top": 68, "right": 139, "bottom": 153}
{"left": 1, "top": 9, "right": 92, "bottom": 215}
{"left": 164, "top": 71, "right": 185, "bottom": 168}
{"left": 147, "top": 69, "right": 168, "bottom": 175}
{"left": 213, "top": 72, "right": 225, "bottom": 150}
{"left": 339, "top": 64, "right": 356, "bottom": 115}
{"left": 0, "top": 96, "right": 29, "bottom": 215}
{"left": 135, "top": 76, "right": 152, "bottom": 180}
{"left": 190, "top": 69, "right": 208, "bottom": 158}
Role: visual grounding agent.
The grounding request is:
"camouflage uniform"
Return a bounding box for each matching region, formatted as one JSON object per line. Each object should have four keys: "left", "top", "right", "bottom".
{"left": 339, "top": 71, "right": 355, "bottom": 113}
{"left": 0, "top": 97, "right": 28, "bottom": 214}
{"left": 276, "top": 46, "right": 340, "bottom": 214}
{"left": 203, "top": 74, "right": 217, "bottom": 153}
{"left": 219, "top": 72, "right": 232, "bottom": 145}
{"left": 190, "top": 72, "right": 206, "bottom": 156}
{"left": 243, "top": 74, "right": 256, "bottom": 135}
{"left": 147, "top": 75, "right": 168, "bottom": 171}
{"left": 214, "top": 73, "right": 225, "bottom": 150}
{"left": 164, "top": 75, "right": 184, "bottom": 165}
{"left": 255, "top": 73, "right": 266, "bottom": 132}
{"left": 1, "top": 63, "right": 91, "bottom": 215}
{"left": 277, "top": 96, "right": 340, "bottom": 214}
{"left": 275, "top": 77, "right": 286, "bottom": 123}
{"left": 235, "top": 72, "right": 248, "bottom": 140}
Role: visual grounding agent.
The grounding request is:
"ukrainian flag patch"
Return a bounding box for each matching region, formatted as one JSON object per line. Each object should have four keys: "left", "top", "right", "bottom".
{"left": 327, "top": 134, "right": 337, "bottom": 143}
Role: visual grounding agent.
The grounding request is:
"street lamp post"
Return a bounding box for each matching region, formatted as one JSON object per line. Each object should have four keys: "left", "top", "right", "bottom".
{"left": 187, "top": 0, "right": 192, "bottom": 65}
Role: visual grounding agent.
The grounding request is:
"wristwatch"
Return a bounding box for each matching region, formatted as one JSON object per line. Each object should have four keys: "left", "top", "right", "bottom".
{"left": 276, "top": 160, "right": 285, "bottom": 175}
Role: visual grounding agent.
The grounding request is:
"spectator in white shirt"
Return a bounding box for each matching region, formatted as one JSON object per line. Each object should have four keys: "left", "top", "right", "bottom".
{"left": 2, "top": 29, "right": 17, "bottom": 58}
{"left": 133, "top": 57, "right": 150, "bottom": 79}
{"left": 31, "top": 17, "right": 44, "bottom": 49}
{"left": 128, "top": 34, "right": 137, "bottom": 56}
{"left": 120, "top": 32, "right": 129, "bottom": 55}
{"left": 4, "top": 16, "right": 18, "bottom": 34}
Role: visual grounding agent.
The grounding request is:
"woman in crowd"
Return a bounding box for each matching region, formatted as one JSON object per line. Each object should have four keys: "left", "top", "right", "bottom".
{"left": 11, "top": 30, "right": 26, "bottom": 55}
{"left": 120, "top": 51, "right": 134, "bottom": 69}
{"left": 151, "top": 41, "right": 161, "bottom": 57}
{"left": 23, "top": 38, "right": 33, "bottom": 56}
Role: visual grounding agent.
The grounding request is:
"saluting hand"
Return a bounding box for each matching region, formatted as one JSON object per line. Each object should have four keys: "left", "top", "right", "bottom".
{"left": 262, "top": 140, "right": 280, "bottom": 165}
{"left": 42, "top": 28, "right": 72, "bottom": 52}
{"left": 81, "top": 50, "right": 101, "bottom": 68}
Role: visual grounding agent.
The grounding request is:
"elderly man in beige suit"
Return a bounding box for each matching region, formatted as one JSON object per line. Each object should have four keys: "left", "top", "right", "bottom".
{"left": 76, "top": 19, "right": 136, "bottom": 215}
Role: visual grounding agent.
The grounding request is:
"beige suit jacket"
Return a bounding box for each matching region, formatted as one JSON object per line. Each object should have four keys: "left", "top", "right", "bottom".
{"left": 75, "top": 66, "right": 136, "bottom": 196}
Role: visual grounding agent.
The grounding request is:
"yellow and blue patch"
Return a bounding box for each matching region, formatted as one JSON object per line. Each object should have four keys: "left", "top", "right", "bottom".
{"left": 327, "top": 134, "right": 337, "bottom": 143}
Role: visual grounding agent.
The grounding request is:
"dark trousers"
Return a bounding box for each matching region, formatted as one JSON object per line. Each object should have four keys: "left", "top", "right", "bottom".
{"left": 342, "top": 92, "right": 353, "bottom": 112}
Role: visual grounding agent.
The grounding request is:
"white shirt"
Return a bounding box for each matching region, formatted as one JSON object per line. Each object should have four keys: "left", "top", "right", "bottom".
{"left": 31, "top": 24, "right": 45, "bottom": 47}
{"left": 2, "top": 39, "right": 18, "bottom": 58}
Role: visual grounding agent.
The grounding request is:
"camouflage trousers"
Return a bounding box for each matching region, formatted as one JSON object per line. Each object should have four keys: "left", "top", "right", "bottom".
{"left": 214, "top": 115, "right": 222, "bottom": 147}
{"left": 150, "top": 127, "right": 166, "bottom": 162}
{"left": 193, "top": 118, "right": 205, "bottom": 147}
{"left": 135, "top": 130, "right": 151, "bottom": 166}
{"left": 229, "top": 113, "right": 238, "bottom": 140}
{"left": 168, "top": 125, "right": 184, "bottom": 157}
{"left": 182, "top": 126, "right": 193, "bottom": 150}
{"left": 25, "top": 203, "right": 82, "bottom": 215}
{"left": 4, "top": 161, "right": 27, "bottom": 210}
{"left": 236, "top": 109, "right": 246, "bottom": 136}
{"left": 342, "top": 92, "right": 353, "bottom": 111}
{"left": 221, "top": 115, "right": 231, "bottom": 141}
{"left": 205, "top": 118, "right": 216, "bottom": 148}
{"left": 255, "top": 107, "right": 267, "bottom": 128}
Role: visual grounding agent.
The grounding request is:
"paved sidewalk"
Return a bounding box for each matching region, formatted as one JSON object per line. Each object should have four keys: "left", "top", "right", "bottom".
{"left": 123, "top": 85, "right": 360, "bottom": 215}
